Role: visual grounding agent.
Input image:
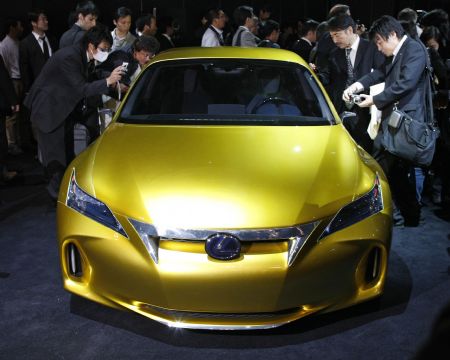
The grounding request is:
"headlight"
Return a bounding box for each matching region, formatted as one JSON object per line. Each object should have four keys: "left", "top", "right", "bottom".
{"left": 66, "top": 170, "right": 127, "bottom": 237}
{"left": 320, "top": 175, "right": 383, "bottom": 239}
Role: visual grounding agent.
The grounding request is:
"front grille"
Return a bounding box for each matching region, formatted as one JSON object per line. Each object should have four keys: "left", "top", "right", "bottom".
{"left": 141, "top": 304, "right": 301, "bottom": 320}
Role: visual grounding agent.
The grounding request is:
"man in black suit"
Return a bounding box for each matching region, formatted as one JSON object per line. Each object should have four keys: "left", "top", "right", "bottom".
{"left": 314, "top": 4, "right": 350, "bottom": 71}
{"left": 345, "top": 16, "right": 431, "bottom": 226}
{"left": 156, "top": 16, "right": 175, "bottom": 52}
{"left": 19, "top": 10, "right": 56, "bottom": 94}
{"left": 291, "top": 20, "right": 319, "bottom": 61}
{"left": 318, "top": 14, "right": 384, "bottom": 153}
{"left": 19, "top": 10, "right": 56, "bottom": 152}
{"left": 23, "top": 26, "right": 123, "bottom": 199}
{"left": 59, "top": 1, "right": 98, "bottom": 48}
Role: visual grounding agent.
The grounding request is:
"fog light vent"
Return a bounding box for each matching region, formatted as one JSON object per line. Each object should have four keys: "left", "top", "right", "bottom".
{"left": 365, "top": 247, "right": 381, "bottom": 282}
{"left": 67, "top": 243, "right": 83, "bottom": 277}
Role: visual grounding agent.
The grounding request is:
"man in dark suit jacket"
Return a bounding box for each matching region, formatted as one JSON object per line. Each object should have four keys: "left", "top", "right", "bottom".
{"left": 23, "top": 26, "right": 123, "bottom": 199}
{"left": 345, "top": 16, "right": 431, "bottom": 226}
{"left": 19, "top": 10, "right": 57, "bottom": 152}
{"left": 59, "top": 1, "right": 98, "bottom": 48}
{"left": 318, "top": 14, "right": 384, "bottom": 153}
{"left": 19, "top": 10, "right": 57, "bottom": 94}
{"left": 291, "top": 19, "right": 319, "bottom": 61}
{"left": 156, "top": 16, "right": 175, "bottom": 52}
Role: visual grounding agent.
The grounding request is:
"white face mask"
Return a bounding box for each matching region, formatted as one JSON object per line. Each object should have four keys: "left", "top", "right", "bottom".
{"left": 91, "top": 47, "right": 109, "bottom": 63}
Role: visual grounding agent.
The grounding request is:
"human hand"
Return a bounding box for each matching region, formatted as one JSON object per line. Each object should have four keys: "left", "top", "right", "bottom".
{"left": 356, "top": 94, "right": 373, "bottom": 107}
{"left": 119, "top": 83, "right": 129, "bottom": 93}
{"left": 106, "top": 66, "right": 124, "bottom": 86}
{"left": 343, "top": 82, "right": 363, "bottom": 102}
{"left": 11, "top": 104, "right": 19, "bottom": 113}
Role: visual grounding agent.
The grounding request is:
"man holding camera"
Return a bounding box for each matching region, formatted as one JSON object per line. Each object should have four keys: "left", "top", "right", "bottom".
{"left": 344, "top": 15, "right": 430, "bottom": 227}
{"left": 317, "top": 14, "right": 384, "bottom": 153}
{"left": 24, "top": 25, "right": 124, "bottom": 200}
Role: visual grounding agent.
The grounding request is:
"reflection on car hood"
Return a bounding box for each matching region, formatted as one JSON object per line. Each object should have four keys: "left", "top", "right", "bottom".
{"left": 88, "top": 123, "right": 364, "bottom": 229}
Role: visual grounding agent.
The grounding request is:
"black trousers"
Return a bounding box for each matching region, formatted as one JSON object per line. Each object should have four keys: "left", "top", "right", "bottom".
{"left": 373, "top": 134, "right": 421, "bottom": 223}
{"left": 0, "top": 115, "right": 8, "bottom": 174}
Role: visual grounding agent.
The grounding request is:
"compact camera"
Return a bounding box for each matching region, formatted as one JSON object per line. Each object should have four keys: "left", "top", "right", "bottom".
{"left": 349, "top": 94, "right": 363, "bottom": 104}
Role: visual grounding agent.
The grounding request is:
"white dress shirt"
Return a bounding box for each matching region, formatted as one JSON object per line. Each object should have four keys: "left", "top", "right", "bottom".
{"left": 0, "top": 35, "right": 20, "bottom": 79}
{"left": 32, "top": 31, "right": 53, "bottom": 57}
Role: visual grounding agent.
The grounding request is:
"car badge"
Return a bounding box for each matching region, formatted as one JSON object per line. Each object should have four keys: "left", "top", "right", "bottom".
{"left": 205, "top": 233, "right": 241, "bottom": 260}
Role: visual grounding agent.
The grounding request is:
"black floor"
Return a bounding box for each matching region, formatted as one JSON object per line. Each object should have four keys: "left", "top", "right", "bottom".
{"left": 1, "top": 179, "right": 450, "bottom": 359}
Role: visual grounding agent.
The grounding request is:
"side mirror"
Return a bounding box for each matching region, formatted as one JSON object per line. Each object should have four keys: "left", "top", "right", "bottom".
{"left": 340, "top": 111, "right": 357, "bottom": 125}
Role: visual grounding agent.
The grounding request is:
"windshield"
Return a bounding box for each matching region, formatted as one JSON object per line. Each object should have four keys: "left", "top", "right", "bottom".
{"left": 120, "top": 59, "right": 335, "bottom": 126}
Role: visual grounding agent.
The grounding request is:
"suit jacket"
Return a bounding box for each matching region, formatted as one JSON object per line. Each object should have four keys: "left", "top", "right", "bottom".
{"left": 232, "top": 26, "right": 257, "bottom": 47}
{"left": 358, "top": 37, "right": 428, "bottom": 124}
{"left": 59, "top": 24, "right": 85, "bottom": 49}
{"left": 157, "top": 34, "right": 175, "bottom": 52}
{"left": 291, "top": 38, "right": 313, "bottom": 62}
{"left": 23, "top": 44, "right": 109, "bottom": 133}
{"left": 0, "top": 55, "right": 18, "bottom": 116}
{"left": 19, "top": 33, "right": 57, "bottom": 93}
{"left": 319, "top": 37, "right": 385, "bottom": 115}
{"left": 314, "top": 32, "right": 336, "bottom": 70}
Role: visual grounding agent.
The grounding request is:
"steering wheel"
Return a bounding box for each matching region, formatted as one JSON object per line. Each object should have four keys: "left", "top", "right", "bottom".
{"left": 251, "top": 96, "right": 292, "bottom": 114}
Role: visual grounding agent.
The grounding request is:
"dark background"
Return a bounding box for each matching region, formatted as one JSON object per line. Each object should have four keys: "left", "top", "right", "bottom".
{"left": 1, "top": 0, "right": 449, "bottom": 45}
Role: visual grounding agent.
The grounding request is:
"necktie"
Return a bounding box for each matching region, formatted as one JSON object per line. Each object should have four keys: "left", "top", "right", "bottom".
{"left": 40, "top": 36, "right": 50, "bottom": 60}
{"left": 345, "top": 48, "right": 354, "bottom": 87}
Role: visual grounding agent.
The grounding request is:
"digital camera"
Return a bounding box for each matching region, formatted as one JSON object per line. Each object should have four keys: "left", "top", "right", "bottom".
{"left": 349, "top": 94, "right": 362, "bottom": 104}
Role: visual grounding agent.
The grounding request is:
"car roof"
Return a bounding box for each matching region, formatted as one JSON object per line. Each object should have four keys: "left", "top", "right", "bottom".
{"left": 152, "top": 47, "right": 308, "bottom": 66}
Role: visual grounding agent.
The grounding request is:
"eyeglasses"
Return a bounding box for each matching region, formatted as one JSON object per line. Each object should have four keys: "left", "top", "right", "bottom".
{"left": 97, "top": 46, "right": 111, "bottom": 53}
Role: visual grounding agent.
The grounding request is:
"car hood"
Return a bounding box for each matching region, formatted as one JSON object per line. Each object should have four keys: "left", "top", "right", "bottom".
{"left": 81, "top": 123, "right": 368, "bottom": 229}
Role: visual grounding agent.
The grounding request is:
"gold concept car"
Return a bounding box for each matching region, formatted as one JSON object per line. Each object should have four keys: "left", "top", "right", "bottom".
{"left": 57, "top": 47, "right": 392, "bottom": 330}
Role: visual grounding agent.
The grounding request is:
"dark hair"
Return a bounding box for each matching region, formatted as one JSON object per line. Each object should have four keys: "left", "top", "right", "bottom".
{"left": 114, "top": 6, "right": 132, "bottom": 21}
{"left": 399, "top": 20, "right": 418, "bottom": 39}
{"left": 420, "top": 8, "right": 448, "bottom": 27}
{"left": 420, "top": 25, "right": 441, "bottom": 44}
{"left": 67, "top": 11, "right": 77, "bottom": 27}
{"left": 328, "top": 4, "right": 350, "bottom": 19}
{"left": 259, "top": 19, "right": 280, "bottom": 39}
{"left": 81, "top": 23, "right": 113, "bottom": 49}
{"left": 205, "top": 8, "right": 222, "bottom": 25}
{"left": 133, "top": 35, "right": 160, "bottom": 54}
{"left": 28, "top": 10, "right": 46, "bottom": 24}
{"left": 397, "top": 8, "right": 418, "bottom": 23}
{"left": 136, "top": 14, "right": 155, "bottom": 32}
{"left": 316, "top": 21, "right": 329, "bottom": 41}
{"left": 368, "top": 15, "right": 405, "bottom": 41}
{"left": 299, "top": 19, "right": 319, "bottom": 37}
{"left": 420, "top": 9, "right": 449, "bottom": 42}
{"left": 259, "top": 5, "right": 272, "bottom": 13}
{"left": 327, "top": 14, "right": 355, "bottom": 32}
{"left": 233, "top": 5, "right": 254, "bottom": 27}
{"left": 75, "top": 1, "right": 98, "bottom": 17}
{"left": 4, "top": 18, "right": 21, "bottom": 35}
{"left": 157, "top": 16, "right": 174, "bottom": 33}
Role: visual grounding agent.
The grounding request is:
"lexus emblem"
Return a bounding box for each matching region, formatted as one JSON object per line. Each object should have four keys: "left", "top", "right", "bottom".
{"left": 205, "top": 233, "right": 241, "bottom": 260}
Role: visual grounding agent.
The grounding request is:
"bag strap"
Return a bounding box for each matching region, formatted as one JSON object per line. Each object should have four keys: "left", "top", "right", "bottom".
{"left": 423, "top": 48, "right": 435, "bottom": 126}
{"left": 209, "top": 26, "right": 224, "bottom": 46}
{"left": 235, "top": 28, "right": 244, "bottom": 47}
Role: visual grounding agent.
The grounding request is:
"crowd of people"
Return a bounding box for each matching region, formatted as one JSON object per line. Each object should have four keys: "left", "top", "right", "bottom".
{"left": 0, "top": 2, "right": 449, "bottom": 228}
